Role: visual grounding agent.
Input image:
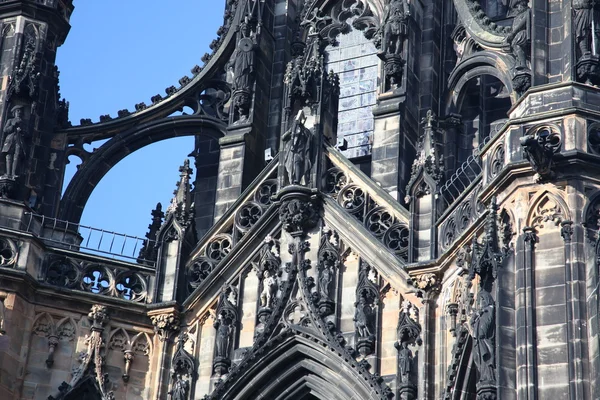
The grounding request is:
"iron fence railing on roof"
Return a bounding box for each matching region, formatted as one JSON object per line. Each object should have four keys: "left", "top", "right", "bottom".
{"left": 436, "top": 120, "right": 508, "bottom": 218}
{"left": 24, "top": 212, "right": 156, "bottom": 265}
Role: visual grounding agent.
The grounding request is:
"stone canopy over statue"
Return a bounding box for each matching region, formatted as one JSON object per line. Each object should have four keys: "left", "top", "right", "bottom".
{"left": 1, "top": 105, "right": 26, "bottom": 178}
{"left": 282, "top": 110, "right": 313, "bottom": 186}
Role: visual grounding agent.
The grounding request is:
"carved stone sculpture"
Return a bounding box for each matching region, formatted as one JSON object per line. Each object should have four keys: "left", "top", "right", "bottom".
{"left": 318, "top": 263, "right": 332, "bottom": 299}
{"left": 574, "top": 0, "right": 599, "bottom": 56}
{"left": 520, "top": 127, "right": 561, "bottom": 182}
{"left": 213, "top": 285, "right": 237, "bottom": 375}
{"left": 260, "top": 270, "right": 277, "bottom": 308}
{"left": 231, "top": 17, "right": 256, "bottom": 123}
{"left": 169, "top": 332, "right": 195, "bottom": 400}
{"left": 215, "top": 318, "right": 232, "bottom": 359}
{"left": 170, "top": 374, "right": 190, "bottom": 400}
{"left": 395, "top": 300, "right": 421, "bottom": 399}
{"left": 378, "top": 0, "right": 410, "bottom": 90}
{"left": 398, "top": 342, "right": 412, "bottom": 383}
{"left": 282, "top": 110, "right": 313, "bottom": 186}
{"left": 470, "top": 290, "right": 496, "bottom": 383}
{"left": 1, "top": 105, "right": 26, "bottom": 177}
{"left": 354, "top": 261, "right": 378, "bottom": 356}
{"left": 505, "top": 1, "right": 530, "bottom": 70}
{"left": 381, "top": 0, "right": 410, "bottom": 56}
{"left": 354, "top": 296, "right": 374, "bottom": 339}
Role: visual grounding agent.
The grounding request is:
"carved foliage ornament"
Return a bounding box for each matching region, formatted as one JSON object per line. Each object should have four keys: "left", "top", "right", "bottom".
{"left": 151, "top": 312, "right": 180, "bottom": 342}
{"left": 279, "top": 197, "right": 319, "bottom": 234}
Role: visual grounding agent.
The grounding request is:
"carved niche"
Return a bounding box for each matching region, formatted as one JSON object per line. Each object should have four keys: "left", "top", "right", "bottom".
{"left": 213, "top": 285, "right": 238, "bottom": 376}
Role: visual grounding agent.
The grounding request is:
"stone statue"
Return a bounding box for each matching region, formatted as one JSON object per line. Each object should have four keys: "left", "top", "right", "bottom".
{"left": 505, "top": 1, "right": 530, "bottom": 69}
{"left": 470, "top": 290, "right": 496, "bottom": 383}
{"left": 260, "top": 270, "right": 277, "bottom": 308}
{"left": 215, "top": 318, "right": 232, "bottom": 359}
{"left": 1, "top": 105, "right": 26, "bottom": 177}
{"left": 233, "top": 18, "right": 255, "bottom": 93}
{"left": 354, "top": 296, "right": 374, "bottom": 339}
{"left": 573, "top": 0, "right": 600, "bottom": 56}
{"left": 398, "top": 341, "right": 413, "bottom": 383}
{"left": 282, "top": 110, "right": 312, "bottom": 185}
{"left": 170, "top": 374, "right": 189, "bottom": 400}
{"left": 319, "top": 264, "right": 332, "bottom": 299}
{"left": 381, "top": 0, "right": 410, "bottom": 56}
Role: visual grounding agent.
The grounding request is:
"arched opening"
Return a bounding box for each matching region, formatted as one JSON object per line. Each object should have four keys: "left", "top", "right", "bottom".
{"left": 454, "top": 74, "right": 511, "bottom": 168}
{"left": 62, "top": 376, "right": 102, "bottom": 400}
{"left": 59, "top": 115, "right": 226, "bottom": 225}
{"left": 215, "top": 336, "right": 386, "bottom": 400}
{"left": 324, "top": 18, "right": 378, "bottom": 171}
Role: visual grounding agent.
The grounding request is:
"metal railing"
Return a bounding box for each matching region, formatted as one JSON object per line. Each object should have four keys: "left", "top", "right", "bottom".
{"left": 24, "top": 212, "right": 156, "bottom": 265}
{"left": 436, "top": 120, "right": 508, "bottom": 218}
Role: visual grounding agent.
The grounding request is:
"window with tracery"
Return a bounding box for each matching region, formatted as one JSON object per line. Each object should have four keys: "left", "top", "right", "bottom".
{"left": 326, "top": 24, "right": 378, "bottom": 159}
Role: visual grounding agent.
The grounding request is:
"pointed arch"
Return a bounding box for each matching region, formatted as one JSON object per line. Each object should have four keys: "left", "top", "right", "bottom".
{"left": 107, "top": 327, "right": 130, "bottom": 352}
{"left": 214, "top": 334, "right": 388, "bottom": 400}
{"left": 445, "top": 327, "right": 477, "bottom": 400}
{"left": 583, "top": 189, "right": 600, "bottom": 230}
{"left": 55, "top": 317, "right": 77, "bottom": 341}
{"left": 525, "top": 190, "right": 570, "bottom": 229}
{"left": 32, "top": 312, "right": 56, "bottom": 336}
{"left": 445, "top": 51, "right": 516, "bottom": 115}
{"left": 131, "top": 332, "right": 153, "bottom": 356}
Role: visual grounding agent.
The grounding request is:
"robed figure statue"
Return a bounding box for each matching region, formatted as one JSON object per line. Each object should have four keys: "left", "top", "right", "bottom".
{"left": 282, "top": 110, "right": 313, "bottom": 185}
{"left": 505, "top": 0, "right": 530, "bottom": 69}
{"left": 470, "top": 290, "right": 496, "bottom": 383}
{"left": 1, "top": 105, "right": 26, "bottom": 177}
{"left": 381, "top": 0, "right": 410, "bottom": 56}
{"left": 573, "top": 0, "right": 600, "bottom": 56}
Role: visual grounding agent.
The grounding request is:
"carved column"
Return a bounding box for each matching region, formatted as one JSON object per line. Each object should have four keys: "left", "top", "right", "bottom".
{"left": 412, "top": 273, "right": 440, "bottom": 400}
{"left": 518, "top": 227, "right": 538, "bottom": 399}
{"left": 561, "top": 220, "right": 586, "bottom": 399}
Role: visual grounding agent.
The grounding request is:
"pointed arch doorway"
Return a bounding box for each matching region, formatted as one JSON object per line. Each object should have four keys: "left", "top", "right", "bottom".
{"left": 212, "top": 335, "right": 390, "bottom": 400}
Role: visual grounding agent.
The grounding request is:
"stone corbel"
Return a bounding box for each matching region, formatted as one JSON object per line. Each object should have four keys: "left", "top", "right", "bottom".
{"left": 46, "top": 334, "right": 59, "bottom": 368}
{"left": 149, "top": 308, "right": 181, "bottom": 343}
{"left": 122, "top": 348, "right": 134, "bottom": 382}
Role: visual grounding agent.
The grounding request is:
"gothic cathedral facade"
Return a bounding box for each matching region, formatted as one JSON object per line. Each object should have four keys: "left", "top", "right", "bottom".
{"left": 0, "top": 0, "right": 598, "bottom": 399}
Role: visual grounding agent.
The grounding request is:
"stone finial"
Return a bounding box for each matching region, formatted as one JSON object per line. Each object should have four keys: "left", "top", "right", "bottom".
{"left": 88, "top": 304, "right": 109, "bottom": 330}
{"left": 165, "top": 159, "right": 194, "bottom": 228}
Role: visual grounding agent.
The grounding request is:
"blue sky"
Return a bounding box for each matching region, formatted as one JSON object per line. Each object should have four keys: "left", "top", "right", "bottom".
{"left": 56, "top": 1, "right": 224, "bottom": 242}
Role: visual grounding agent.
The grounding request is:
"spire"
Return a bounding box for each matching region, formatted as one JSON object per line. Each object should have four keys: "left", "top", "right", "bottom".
{"left": 405, "top": 110, "right": 443, "bottom": 199}
{"left": 166, "top": 159, "right": 194, "bottom": 228}
{"left": 137, "top": 203, "right": 164, "bottom": 265}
